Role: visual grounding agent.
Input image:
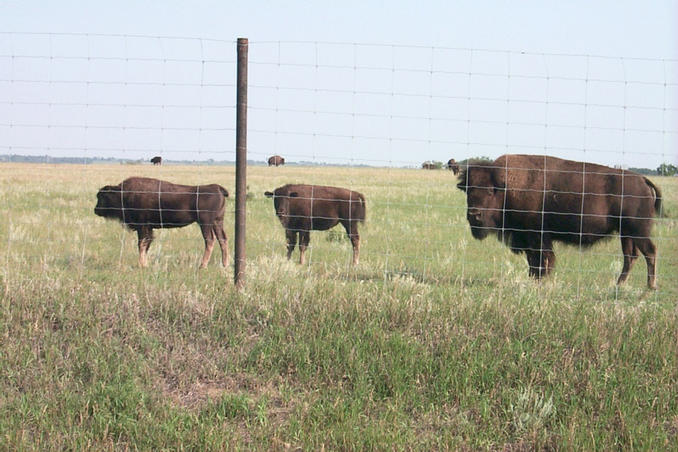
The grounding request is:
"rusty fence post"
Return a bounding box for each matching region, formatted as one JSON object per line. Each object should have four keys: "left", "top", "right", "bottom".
{"left": 234, "top": 38, "right": 248, "bottom": 288}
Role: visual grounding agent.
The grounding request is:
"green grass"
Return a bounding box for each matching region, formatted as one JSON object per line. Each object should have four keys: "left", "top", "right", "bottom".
{"left": 1, "top": 163, "right": 677, "bottom": 450}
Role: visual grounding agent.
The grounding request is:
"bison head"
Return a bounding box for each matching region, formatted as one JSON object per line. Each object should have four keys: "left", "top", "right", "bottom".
{"left": 94, "top": 184, "right": 123, "bottom": 219}
{"left": 447, "top": 159, "right": 460, "bottom": 175}
{"left": 456, "top": 163, "right": 505, "bottom": 240}
{"left": 264, "top": 189, "right": 298, "bottom": 227}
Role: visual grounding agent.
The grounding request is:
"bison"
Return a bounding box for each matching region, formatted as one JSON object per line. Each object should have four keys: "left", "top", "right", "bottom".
{"left": 447, "top": 158, "right": 460, "bottom": 175}
{"left": 264, "top": 184, "right": 366, "bottom": 265}
{"left": 457, "top": 154, "right": 662, "bottom": 288}
{"left": 95, "top": 177, "right": 229, "bottom": 268}
{"left": 422, "top": 162, "right": 437, "bottom": 170}
{"left": 150, "top": 156, "right": 162, "bottom": 165}
{"left": 268, "top": 155, "right": 285, "bottom": 166}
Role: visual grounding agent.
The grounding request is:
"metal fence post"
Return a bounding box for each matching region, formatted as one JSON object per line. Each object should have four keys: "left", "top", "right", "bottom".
{"left": 234, "top": 38, "right": 248, "bottom": 288}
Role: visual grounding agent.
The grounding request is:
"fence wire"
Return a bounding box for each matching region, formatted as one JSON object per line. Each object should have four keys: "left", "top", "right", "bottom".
{"left": 0, "top": 33, "right": 676, "bottom": 297}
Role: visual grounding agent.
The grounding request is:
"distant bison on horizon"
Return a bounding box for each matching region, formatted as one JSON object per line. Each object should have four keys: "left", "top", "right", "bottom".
{"left": 457, "top": 154, "right": 662, "bottom": 288}
{"left": 422, "top": 162, "right": 437, "bottom": 170}
{"left": 268, "top": 155, "right": 285, "bottom": 166}
{"left": 150, "top": 156, "right": 162, "bottom": 165}
{"left": 95, "top": 177, "right": 229, "bottom": 268}
{"left": 447, "top": 158, "right": 460, "bottom": 175}
{"left": 264, "top": 184, "right": 366, "bottom": 265}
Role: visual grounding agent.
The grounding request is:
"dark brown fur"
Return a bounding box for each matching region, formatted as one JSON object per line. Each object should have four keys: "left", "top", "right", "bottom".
{"left": 268, "top": 155, "right": 285, "bottom": 166}
{"left": 264, "top": 184, "right": 366, "bottom": 265}
{"left": 95, "top": 177, "right": 229, "bottom": 268}
{"left": 150, "top": 156, "right": 162, "bottom": 165}
{"left": 457, "top": 154, "right": 661, "bottom": 288}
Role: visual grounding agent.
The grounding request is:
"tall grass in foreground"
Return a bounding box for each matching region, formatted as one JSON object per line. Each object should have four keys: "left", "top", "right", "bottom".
{"left": 1, "top": 163, "right": 677, "bottom": 450}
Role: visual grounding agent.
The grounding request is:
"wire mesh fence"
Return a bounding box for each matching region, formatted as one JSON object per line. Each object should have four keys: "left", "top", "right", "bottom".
{"left": 1, "top": 32, "right": 676, "bottom": 298}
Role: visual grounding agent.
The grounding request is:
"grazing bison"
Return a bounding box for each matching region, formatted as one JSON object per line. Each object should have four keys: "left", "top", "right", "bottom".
{"left": 150, "top": 156, "right": 162, "bottom": 165}
{"left": 447, "top": 158, "right": 460, "bottom": 175}
{"left": 264, "top": 184, "right": 366, "bottom": 265}
{"left": 95, "top": 177, "right": 229, "bottom": 268}
{"left": 422, "top": 162, "right": 437, "bottom": 170}
{"left": 268, "top": 155, "right": 285, "bottom": 166}
{"left": 457, "top": 154, "right": 661, "bottom": 288}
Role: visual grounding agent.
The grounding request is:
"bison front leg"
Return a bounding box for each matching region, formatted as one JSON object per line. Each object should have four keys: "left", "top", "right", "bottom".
{"left": 137, "top": 227, "right": 154, "bottom": 268}
{"left": 525, "top": 250, "right": 554, "bottom": 279}
{"left": 199, "top": 224, "right": 216, "bottom": 268}
{"left": 525, "top": 235, "right": 555, "bottom": 279}
{"left": 298, "top": 231, "right": 310, "bottom": 265}
{"left": 540, "top": 236, "right": 556, "bottom": 276}
{"left": 525, "top": 251, "right": 542, "bottom": 279}
{"left": 285, "top": 230, "right": 298, "bottom": 261}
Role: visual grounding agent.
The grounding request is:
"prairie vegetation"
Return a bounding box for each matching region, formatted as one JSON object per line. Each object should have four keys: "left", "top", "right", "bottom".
{"left": 1, "top": 163, "right": 677, "bottom": 449}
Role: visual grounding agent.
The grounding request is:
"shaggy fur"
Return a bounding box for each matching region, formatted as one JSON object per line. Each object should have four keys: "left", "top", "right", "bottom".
{"left": 457, "top": 154, "right": 661, "bottom": 288}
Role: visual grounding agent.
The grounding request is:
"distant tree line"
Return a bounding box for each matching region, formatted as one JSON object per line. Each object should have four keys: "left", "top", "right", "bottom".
{"left": 656, "top": 163, "right": 678, "bottom": 176}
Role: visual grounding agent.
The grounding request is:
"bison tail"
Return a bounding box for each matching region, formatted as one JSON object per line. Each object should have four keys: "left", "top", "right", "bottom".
{"left": 644, "top": 178, "right": 662, "bottom": 217}
{"left": 218, "top": 186, "right": 229, "bottom": 198}
{"left": 355, "top": 193, "right": 366, "bottom": 223}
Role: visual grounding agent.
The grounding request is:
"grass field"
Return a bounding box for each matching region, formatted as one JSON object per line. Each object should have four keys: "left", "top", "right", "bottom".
{"left": 1, "top": 162, "right": 677, "bottom": 450}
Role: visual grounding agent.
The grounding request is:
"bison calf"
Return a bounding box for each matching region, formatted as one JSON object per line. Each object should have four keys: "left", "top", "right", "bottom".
{"left": 95, "top": 177, "right": 229, "bottom": 268}
{"left": 264, "top": 184, "right": 366, "bottom": 265}
{"left": 457, "top": 154, "right": 662, "bottom": 288}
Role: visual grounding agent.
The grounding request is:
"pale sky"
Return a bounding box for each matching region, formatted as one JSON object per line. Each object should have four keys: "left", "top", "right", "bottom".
{"left": 1, "top": 1, "right": 676, "bottom": 168}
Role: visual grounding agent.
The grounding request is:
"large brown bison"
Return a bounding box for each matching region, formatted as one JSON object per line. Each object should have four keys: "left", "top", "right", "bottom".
{"left": 457, "top": 154, "right": 661, "bottom": 288}
{"left": 264, "top": 184, "right": 366, "bottom": 265}
{"left": 268, "top": 155, "right": 285, "bottom": 166}
{"left": 447, "top": 158, "right": 460, "bottom": 175}
{"left": 150, "top": 156, "right": 162, "bottom": 165}
{"left": 95, "top": 177, "right": 229, "bottom": 268}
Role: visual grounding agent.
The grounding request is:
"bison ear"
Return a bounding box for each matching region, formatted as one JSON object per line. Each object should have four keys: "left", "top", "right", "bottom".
{"left": 264, "top": 191, "right": 274, "bottom": 198}
{"left": 288, "top": 192, "right": 299, "bottom": 198}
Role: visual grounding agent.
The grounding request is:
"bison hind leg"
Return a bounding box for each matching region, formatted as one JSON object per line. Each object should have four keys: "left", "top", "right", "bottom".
{"left": 214, "top": 224, "right": 229, "bottom": 267}
{"left": 616, "top": 236, "right": 639, "bottom": 286}
{"left": 635, "top": 237, "right": 657, "bottom": 289}
{"left": 137, "top": 227, "right": 154, "bottom": 268}
{"left": 199, "top": 224, "right": 216, "bottom": 268}
{"left": 341, "top": 221, "right": 360, "bottom": 265}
